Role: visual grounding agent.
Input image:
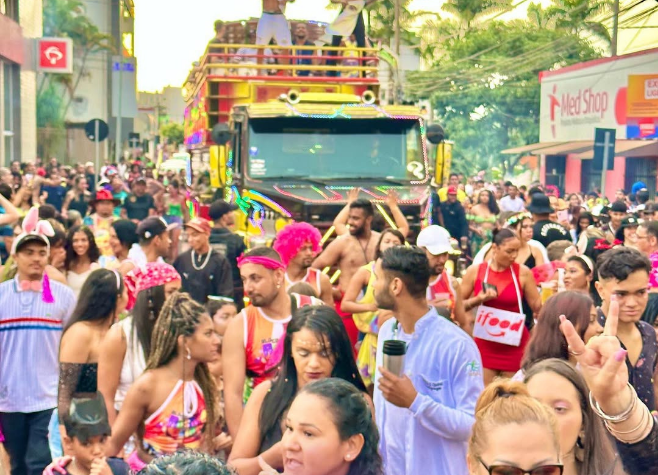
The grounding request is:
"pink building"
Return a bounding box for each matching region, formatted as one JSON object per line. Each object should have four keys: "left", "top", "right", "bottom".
{"left": 503, "top": 48, "right": 658, "bottom": 198}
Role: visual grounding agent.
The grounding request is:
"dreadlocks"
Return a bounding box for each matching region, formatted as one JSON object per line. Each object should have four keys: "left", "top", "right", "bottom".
{"left": 146, "top": 291, "right": 219, "bottom": 447}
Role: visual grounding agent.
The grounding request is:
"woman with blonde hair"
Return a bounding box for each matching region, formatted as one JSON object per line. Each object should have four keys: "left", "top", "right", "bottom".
{"left": 468, "top": 379, "right": 564, "bottom": 474}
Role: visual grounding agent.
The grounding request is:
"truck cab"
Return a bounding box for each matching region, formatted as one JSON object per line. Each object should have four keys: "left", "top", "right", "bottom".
{"left": 183, "top": 26, "right": 442, "bottom": 241}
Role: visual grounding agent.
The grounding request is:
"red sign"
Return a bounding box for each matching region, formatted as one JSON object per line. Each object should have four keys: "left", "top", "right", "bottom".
{"left": 38, "top": 38, "right": 73, "bottom": 73}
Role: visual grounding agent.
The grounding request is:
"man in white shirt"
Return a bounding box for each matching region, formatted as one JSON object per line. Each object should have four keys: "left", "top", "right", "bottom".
{"left": 373, "top": 246, "right": 483, "bottom": 475}
{"left": 499, "top": 184, "right": 525, "bottom": 213}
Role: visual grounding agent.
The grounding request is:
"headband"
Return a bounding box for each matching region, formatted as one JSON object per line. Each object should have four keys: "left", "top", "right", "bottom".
{"left": 113, "top": 270, "right": 121, "bottom": 291}
{"left": 571, "top": 254, "right": 594, "bottom": 273}
{"left": 124, "top": 262, "right": 181, "bottom": 310}
{"left": 506, "top": 212, "right": 532, "bottom": 228}
{"left": 237, "top": 255, "right": 286, "bottom": 270}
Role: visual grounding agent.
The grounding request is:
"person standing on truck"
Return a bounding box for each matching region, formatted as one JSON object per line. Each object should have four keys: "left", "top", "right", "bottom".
{"left": 257, "top": 0, "right": 293, "bottom": 67}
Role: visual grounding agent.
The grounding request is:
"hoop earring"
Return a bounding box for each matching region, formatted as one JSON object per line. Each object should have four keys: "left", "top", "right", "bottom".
{"left": 186, "top": 346, "right": 192, "bottom": 360}
{"left": 575, "top": 434, "right": 585, "bottom": 462}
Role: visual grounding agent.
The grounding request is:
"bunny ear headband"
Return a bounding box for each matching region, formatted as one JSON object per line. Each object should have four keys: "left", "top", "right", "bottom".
{"left": 11, "top": 207, "right": 55, "bottom": 256}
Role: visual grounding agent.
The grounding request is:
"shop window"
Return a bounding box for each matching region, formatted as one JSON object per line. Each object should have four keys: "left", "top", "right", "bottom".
{"left": 3, "top": 62, "right": 20, "bottom": 165}
{"left": 1, "top": 0, "right": 18, "bottom": 20}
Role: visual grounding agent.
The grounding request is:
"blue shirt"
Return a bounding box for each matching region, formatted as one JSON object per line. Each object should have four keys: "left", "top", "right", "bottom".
{"left": 374, "top": 307, "right": 484, "bottom": 475}
{"left": 0, "top": 277, "right": 76, "bottom": 412}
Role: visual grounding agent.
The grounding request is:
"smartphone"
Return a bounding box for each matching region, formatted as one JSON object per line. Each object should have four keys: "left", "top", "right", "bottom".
{"left": 482, "top": 283, "right": 498, "bottom": 295}
{"left": 557, "top": 210, "right": 569, "bottom": 223}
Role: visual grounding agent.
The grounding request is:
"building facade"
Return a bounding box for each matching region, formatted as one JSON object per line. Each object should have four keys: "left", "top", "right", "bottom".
{"left": 504, "top": 48, "right": 658, "bottom": 197}
{"left": 0, "top": 0, "right": 42, "bottom": 165}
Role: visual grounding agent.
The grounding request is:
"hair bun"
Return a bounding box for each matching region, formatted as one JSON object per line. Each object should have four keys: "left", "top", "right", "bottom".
{"left": 476, "top": 380, "right": 529, "bottom": 413}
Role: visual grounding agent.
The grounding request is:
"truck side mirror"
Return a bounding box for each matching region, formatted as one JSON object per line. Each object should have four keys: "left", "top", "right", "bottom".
{"left": 211, "top": 123, "right": 232, "bottom": 145}
{"left": 426, "top": 124, "right": 445, "bottom": 145}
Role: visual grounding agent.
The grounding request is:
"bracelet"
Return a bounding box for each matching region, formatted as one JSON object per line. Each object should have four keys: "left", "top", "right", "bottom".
{"left": 604, "top": 404, "right": 649, "bottom": 435}
{"left": 607, "top": 406, "right": 653, "bottom": 444}
{"left": 589, "top": 383, "right": 637, "bottom": 423}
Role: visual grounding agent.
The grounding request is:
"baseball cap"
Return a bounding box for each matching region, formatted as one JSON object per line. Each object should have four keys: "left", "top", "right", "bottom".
{"left": 447, "top": 186, "right": 458, "bottom": 195}
{"left": 610, "top": 200, "right": 628, "bottom": 213}
{"left": 137, "top": 216, "right": 176, "bottom": 240}
{"left": 62, "top": 393, "right": 111, "bottom": 444}
{"left": 134, "top": 176, "right": 147, "bottom": 184}
{"left": 185, "top": 218, "right": 211, "bottom": 235}
{"left": 209, "top": 199, "right": 238, "bottom": 220}
{"left": 417, "top": 225, "right": 452, "bottom": 255}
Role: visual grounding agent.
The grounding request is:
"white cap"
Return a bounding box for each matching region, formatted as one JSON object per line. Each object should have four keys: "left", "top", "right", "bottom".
{"left": 417, "top": 225, "right": 452, "bottom": 255}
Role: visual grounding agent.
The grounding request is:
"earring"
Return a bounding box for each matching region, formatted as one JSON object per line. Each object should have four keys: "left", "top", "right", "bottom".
{"left": 346, "top": 454, "right": 352, "bottom": 461}
{"left": 186, "top": 346, "right": 192, "bottom": 360}
{"left": 276, "top": 281, "right": 281, "bottom": 289}
{"left": 575, "top": 434, "right": 585, "bottom": 462}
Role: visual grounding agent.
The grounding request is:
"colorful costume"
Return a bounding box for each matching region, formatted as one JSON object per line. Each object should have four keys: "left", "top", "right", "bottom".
{"left": 352, "top": 262, "right": 378, "bottom": 386}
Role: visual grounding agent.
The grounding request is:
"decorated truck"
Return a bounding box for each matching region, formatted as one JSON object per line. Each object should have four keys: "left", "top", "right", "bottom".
{"left": 183, "top": 21, "right": 445, "bottom": 242}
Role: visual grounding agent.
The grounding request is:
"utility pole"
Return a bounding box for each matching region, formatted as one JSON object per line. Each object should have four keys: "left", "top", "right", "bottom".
{"left": 115, "top": 0, "right": 123, "bottom": 165}
{"left": 393, "top": 0, "right": 400, "bottom": 105}
{"left": 611, "top": 0, "right": 619, "bottom": 56}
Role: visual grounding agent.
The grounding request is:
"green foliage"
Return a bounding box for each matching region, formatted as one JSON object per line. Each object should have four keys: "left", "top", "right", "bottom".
{"left": 160, "top": 123, "right": 185, "bottom": 146}
{"left": 405, "top": 0, "right": 606, "bottom": 178}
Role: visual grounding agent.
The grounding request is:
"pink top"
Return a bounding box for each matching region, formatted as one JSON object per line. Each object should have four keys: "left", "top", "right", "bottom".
{"left": 650, "top": 252, "right": 658, "bottom": 289}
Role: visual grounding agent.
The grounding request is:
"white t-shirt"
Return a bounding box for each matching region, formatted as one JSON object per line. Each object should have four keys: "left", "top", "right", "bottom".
{"left": 499, "top": 195, "right": 525, "bottom": 213}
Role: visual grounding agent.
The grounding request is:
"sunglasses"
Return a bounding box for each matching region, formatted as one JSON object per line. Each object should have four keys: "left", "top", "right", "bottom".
{"left": 478, "top": 457, "right": 563, "bottom": 475}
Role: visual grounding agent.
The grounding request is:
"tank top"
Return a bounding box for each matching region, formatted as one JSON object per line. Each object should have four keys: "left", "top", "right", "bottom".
{"left": 66, "top": 267, "right": 96, "bottom": 298}
{"left": 69, "top": 193, "right": 90, "bottom": 216}
{"left": 243, "top": 294, "right": 316, "bottom": 388}
{"left": 167, "top": 202, "right": 183, "bottom": 217}
{"left": 285, "top": 268, "right": 321, "bottom": 295}
{"left": 352, "top": 262, "right": 376, "bottom": 333}
{"left": 426, "top": 270, "right": 456, "bottom": 316}
{"left": 142, "top": 380, "right": 206, "bottom": 455}
{"left": 473, "top": 262, "right": 530, "bottom": 373}
{"left": 114, "top": 317, "right": 147, "bottom": 411}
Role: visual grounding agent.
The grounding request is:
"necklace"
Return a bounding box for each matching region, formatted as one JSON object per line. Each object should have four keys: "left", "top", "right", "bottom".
{"left": 355, "top": 234, "right": 370, "bottom": 262}
{"left": 191, "top": 249, "right": 212, "bottom": 271}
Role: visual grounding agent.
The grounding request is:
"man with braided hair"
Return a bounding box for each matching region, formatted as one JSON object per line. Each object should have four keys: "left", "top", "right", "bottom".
{"left": 274, "top": 222, "right": 333, "bottom": 305}
{"left": 222, "top": 247, "right": 321, "bottom": 437}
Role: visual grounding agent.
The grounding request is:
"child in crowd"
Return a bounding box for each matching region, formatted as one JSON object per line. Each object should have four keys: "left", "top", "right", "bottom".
{"left": 207, "top": 297, "right": 238, "bottom": 337}
{"left": 60, "top": 394, "right": 129, "bottom": 475}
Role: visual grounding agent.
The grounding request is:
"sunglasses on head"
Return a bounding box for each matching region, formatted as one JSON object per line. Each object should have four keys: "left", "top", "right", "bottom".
{"left": 478, "top": 457, "right": 563, "bottom": 475}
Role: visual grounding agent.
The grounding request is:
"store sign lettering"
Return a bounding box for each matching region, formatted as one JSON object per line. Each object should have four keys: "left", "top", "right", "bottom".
{"left": 561, "top": 88, "right": 608, "bottom": 118}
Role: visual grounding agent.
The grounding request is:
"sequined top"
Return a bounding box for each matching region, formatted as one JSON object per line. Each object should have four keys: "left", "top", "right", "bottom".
{"left": 616, "top": 417, "right": 658, "bottom": 475}
{"left": 58, "top": 362, "right": 98, "bottom": 420}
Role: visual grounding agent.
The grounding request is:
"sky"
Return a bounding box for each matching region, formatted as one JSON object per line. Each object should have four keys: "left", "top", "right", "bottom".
{"left": 133, "top": 0, "right": 658, "bottom": 93}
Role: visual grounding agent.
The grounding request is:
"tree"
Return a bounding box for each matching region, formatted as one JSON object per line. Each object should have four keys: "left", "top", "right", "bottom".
{"left": 544, "top": 0, "right": 612, "bottom": 45}
{"left": 160, "top": 123, "right": 184, "bottom": 146}
{"left": 38, "top": 0, "right": 115, "bottom": 125}
{"left": 442, "top": 0, "right": 514, "bottom": 29}
{"left": 407, "top": 17, "right": 601, "bottom": 177}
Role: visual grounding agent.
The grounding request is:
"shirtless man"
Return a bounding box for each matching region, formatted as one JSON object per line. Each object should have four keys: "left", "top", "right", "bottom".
{"left": 313, "top": 199, "right": 380, "bottom": 293}
{"left": 258, "top": 0, "right": 293, "bottom": 66}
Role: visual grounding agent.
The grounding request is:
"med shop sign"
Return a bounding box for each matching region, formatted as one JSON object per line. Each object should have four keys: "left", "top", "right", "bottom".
{"left": 539, "top": 49, "right": 658, "bottom": 142}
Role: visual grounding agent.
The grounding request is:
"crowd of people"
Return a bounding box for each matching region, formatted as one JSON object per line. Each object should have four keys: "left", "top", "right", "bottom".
{"left": 0, "top": 157, "right": 656, "bottom": 475}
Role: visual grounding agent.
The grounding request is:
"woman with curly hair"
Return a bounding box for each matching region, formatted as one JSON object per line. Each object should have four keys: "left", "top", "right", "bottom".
{"left": 273, "top": 221, "right": 333, "bottom": 305}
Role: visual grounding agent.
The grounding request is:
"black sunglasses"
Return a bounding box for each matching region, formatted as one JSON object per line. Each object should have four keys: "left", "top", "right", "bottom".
{"left": 478, "top": 457, "right": 563, "bottom": 475}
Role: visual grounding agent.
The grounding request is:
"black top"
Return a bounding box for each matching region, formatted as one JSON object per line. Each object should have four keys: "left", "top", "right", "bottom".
{"left": 58, "top": 362, "right": 98, "bottom": 420}
{"left": 532, "top": 220, "right": 570, "bottom": 248}
{"left": 524, "top": 252, "right": 536, "bottom": 270}
{"left": 69, "top": 193, "right": 90, "bottom": 216}
{"left": 173, "top": 249, "right": 234, "bottom": 304}
{"left": 597, "top": 308, "right": 657, "bottom": 412}
{"left": 439, "top": 201, "right": 468, "bottom": 240}
{"left": 63, "top": 458, "right": 129, "bottom": 475}
{"left": 209, "top": 227, "right": 247, "bottom": 306}
{"left": 123, "top": 193, "right": 156, "bottom": 221}
{"left": 616, "top": 419, "right": 658, "bottom": 475}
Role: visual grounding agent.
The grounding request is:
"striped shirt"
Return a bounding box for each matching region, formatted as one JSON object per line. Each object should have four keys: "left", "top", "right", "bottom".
{"left": 0, "top": 276, "right": 75, "bottom": 413}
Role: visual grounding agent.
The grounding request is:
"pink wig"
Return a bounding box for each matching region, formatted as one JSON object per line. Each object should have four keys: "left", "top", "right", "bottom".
{"left": 273, "top": 222, "right": 322, "bottom": 266}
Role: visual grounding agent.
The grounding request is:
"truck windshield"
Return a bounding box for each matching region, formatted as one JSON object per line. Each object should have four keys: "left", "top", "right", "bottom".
{"left": 247, "top": 117, "right": 426, "bottom": 181}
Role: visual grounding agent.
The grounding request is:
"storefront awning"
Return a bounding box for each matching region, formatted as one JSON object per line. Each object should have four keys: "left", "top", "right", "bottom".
{"left": 571, "top": 139, "right": 658, "bottom": 159}
{"left": 501, "top": 142, "right": 563, "bottom": 154}
{"left": 532, "top": 141, "right": 593, "bottom": 155}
